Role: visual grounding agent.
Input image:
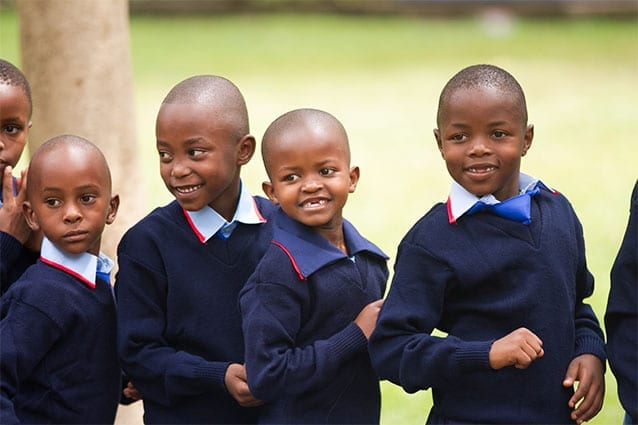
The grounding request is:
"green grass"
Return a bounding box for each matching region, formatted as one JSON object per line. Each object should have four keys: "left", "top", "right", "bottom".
{"left": 1, "top": 8, "right": 636, "bottom": 424}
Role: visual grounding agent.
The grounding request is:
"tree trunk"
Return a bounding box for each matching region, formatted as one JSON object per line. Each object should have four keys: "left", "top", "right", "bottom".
{"left": 16, "top": 0, "right": 145, "bottom": 260}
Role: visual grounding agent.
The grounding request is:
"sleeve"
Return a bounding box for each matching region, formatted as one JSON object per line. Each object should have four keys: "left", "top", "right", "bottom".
{"left": 115, "top": 232, "right": 230, "bottom": 407}
{"left": 571, "top": 208, "right": 606, "bottom": 363}
{"left": 0, "top": 232, "right": 39, "bottom": 296}
{"left": 0, "top": 296, "right": 63, "bottom": 423}
{"left": 368, "top": 238, "right": 492, "bottom": 394}
{"left": 239, "top": 255, "right": 368, "bottom": 402}
{"left": 605, "top": 181, "right": 638, "bottom": 420}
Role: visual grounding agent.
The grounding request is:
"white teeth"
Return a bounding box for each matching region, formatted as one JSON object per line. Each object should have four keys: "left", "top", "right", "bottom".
{"left": 175, "top": 185, "right": 202, "bottom": 194}
{"left": 303, "top": 199, "right": 327, "bottom": 208}
{"left": 469, "top": 167, "right": 495, "bottom": 172}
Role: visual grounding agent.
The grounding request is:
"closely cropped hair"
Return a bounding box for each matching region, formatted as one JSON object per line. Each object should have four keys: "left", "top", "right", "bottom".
{"left": 162, "top": 75, "right": 249, "bottom": 140}
{"left": 437, "top": 64, "right": 527, "bottom": 127}
{"left": 0, "top": 59, "right": 33, "bottom": 117}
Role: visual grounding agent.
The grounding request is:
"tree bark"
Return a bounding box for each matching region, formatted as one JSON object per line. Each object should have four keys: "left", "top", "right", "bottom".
{"left": 16, "top": 0, "right": 145, "bottom": 259}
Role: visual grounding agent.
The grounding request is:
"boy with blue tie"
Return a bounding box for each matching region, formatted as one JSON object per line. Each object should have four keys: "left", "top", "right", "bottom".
{"left": 369, "top": 64, "right": 605, "bottom": 424}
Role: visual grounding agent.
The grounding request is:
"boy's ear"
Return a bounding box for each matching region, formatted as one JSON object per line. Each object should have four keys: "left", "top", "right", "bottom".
{"left": 236, "top": 134, "right": 256, "bottom": 166}
{"left": 22, "top": 201, "right": 40, "bottom": 232}
{"left": 522, "top": 124, "right": 534, "bottom": 156}
{"left": 106, "top": 194, "right": 120, "bottom": 225}
{"left": 434, "top": 129, "right": 445, "bottom": 158}
{"left": 262, "top": 181, "right": 279, "bottom": 205}
{"left": 348, "top": 166, "right": 360, "bottom": 193}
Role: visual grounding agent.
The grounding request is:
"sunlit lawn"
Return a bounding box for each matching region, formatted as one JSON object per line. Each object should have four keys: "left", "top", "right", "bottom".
{"left": 1, "top": 7, "right": 637, "bottom": 424}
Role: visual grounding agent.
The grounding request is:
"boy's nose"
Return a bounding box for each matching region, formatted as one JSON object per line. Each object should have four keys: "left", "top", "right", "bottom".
{"left": 63, "top": 204, "right": 82, "bottom": 223}
{"left": 468, "top": 136, "right": 492, "bottom": 156}
{"left": 301, "top": 178, "right": 322, "bottom": 192}
{"left": 170, "top": 161, "right": 191, "bottom": 178}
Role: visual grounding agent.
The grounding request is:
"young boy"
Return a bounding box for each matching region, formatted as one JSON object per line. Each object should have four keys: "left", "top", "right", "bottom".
{"left": 368, "top": 64, "right": 606, "bottom": 424}
{"left": 239, "top": 108, "right": 388, "bottom": 424}
{"left": 605, "top": 180, "right": 637, "bottom": 424}
{"left": 115, "top": 75, "right": 276, "bottom": 424}
{"left": 0, "top": 59, "right": 39, "bottom": 293}
{"left": 0, "top": 135, "right": 121, "bottom": 424}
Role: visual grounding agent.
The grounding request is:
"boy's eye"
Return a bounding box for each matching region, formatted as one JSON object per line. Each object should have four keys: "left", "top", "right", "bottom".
{"left": 283, "top": 174, "right": 299, "bottom": 182}
{"left": 450, "top": 133, "right": 467, "bottom": 142}
{"left": 80, "top": 194, "right": 96, "bottom": 204}
{"left": 3, "top": 124, "right": 22, "bottom": 135}
{"left": 319, "top": 168, "right": 334, "bottom": 176}
{"left": 45, "top": 198, "right": 61, "bottom": 207}
{"left": 188, "top": 149, "right": 205, "bottom": 157}
{"left": 158, "top": 151, "right": 172, "bottom": 162}
{"left": 493, "top": 130, "right": 507, "bottom": 138}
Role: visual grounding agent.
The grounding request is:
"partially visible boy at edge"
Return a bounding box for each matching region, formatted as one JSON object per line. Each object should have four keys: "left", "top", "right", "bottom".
{"left": 605, "top": 180, "right": 638, "bottom": 424}
{"left": 115, "top": 75, "right": 275, "bottom": 424}
{"left": 0, "top": 58, "right": 40, "bottom": 293}
{"left": 1, "top": 135, "right": 120, "bottom": 424}
{"left": 240, "top": 108, "right": 388, "bottom": 424}
{"left": 369, "top": 64, "right": 605, "bottom": 424}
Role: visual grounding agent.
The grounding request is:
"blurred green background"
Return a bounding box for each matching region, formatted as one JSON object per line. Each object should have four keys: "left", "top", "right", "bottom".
{"left": 1, "top": 4, "right": 636, "bottom": 423}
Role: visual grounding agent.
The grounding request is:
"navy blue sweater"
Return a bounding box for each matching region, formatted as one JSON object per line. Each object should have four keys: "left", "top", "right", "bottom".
{"left": 115, "top": 197, "right": 275, "bottom": 424}
{"left": 240, "top": 208, "right": 389, "bottom": 424}
{"left": 605, "top": 180, "right": 638, "bottom": 422}
{"left": 0, "top": 260, "right": 120, "bottom": 424}
{"left": 0, "top": 177, "right": 39, "bottom": 293}
{"left": 369, "top": 189, "right": 605, "bottom": 424}
{"left": 0, "top": 232, "right": 38, "bottom": 295}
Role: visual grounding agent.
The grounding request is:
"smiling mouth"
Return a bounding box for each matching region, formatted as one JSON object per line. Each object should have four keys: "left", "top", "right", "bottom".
{"left": 174, "top": 184, "right": 202, "bottom": 194}
{"left": 301, "top": 198, "right": 328, "bottom": 208}
{"left": 467, "top": 166, "right": 496, "bottom": 174}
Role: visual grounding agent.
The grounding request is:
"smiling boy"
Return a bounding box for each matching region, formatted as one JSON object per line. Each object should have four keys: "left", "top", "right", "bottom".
{"left": 240, "top": 108, "right": 388, "bottom": 424}
{"left": 115, "top": 75, "right": 276, "bottom": 424}
{"left": 369, "top": 64, "right": 605, "bottom": 424}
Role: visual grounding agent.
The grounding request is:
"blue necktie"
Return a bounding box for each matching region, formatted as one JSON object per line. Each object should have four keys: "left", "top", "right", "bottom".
{"left": 96, "top": 271, "right": 110, "bottom": 284}
{"left": 466, "top": 188, "right": 539, "bottom": 224}
{"left": 215, "top": 221, "right": 238, "bottom": 240}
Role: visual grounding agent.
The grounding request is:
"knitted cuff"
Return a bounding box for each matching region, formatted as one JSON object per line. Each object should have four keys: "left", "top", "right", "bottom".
{"left": 453, "top": 340, "right": 493, "bottom": 373}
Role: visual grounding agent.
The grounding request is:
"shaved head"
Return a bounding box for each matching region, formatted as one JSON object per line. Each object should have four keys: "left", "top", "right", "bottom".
{"left": 261, "top": 108, "right": 350, "bottom": 176}
{"left": 437, "top": 64, "right": 528, "bottom": 128}
{"left": 28, "top": 135, "right": 111, "bottom": 200}
{"left": 0, "top": 59, "right": 32, "bottom": 117}
{"left": 162, "top": 75, "right": 250, "bottom": 139}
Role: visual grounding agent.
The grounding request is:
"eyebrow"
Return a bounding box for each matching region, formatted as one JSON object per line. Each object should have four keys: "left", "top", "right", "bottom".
{"left": 40, "top": 184, "right": 102, "bottom": 193}
{"left": 157, "top": 137, "right": 205, "bottom": 147}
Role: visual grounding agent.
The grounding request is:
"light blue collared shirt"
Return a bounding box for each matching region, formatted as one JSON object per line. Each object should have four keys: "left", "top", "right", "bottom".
{"left": 183, "top": 182, "right": 266, "bottom": 243}
{"left": 39, "top": 237, "right": 114, "bottom": 288}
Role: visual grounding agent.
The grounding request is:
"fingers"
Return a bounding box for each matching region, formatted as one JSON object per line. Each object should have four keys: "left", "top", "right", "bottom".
{"left": 570, "top": 379, "right": 604, "bottom": 424}
{"left": 2, "top": 166, "right": 14, "bottom": 201}
{"left": 490, "top": 328, "right": 543, "bottom": 370}
{"left": 564, "top": 355, "right": 605, "bottom": 424}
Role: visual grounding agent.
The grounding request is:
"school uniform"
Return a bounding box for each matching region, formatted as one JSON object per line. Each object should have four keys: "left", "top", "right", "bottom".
{"left": 0, "top": 177, "right": 39, "bottom": 293}
{"left": 115, "top": 184, "right": 275, "bottom": 424}
{"left": 240, "top": 207, "right": 389, "bottom": 424}
{"left": 369, "top": 174, "right": 605, "bottom": 424}
{"left": 605, "top": 180, "right": 638, "bottom": 423}
{"left": 0, "top": 237, "right": 119, "bottom": 424}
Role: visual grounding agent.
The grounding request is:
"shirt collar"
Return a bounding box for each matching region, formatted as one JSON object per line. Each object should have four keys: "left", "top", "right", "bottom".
{"left": 446, "top": 173, "right": 553, "bottom": 224}
{"left": 182, "top": 181, "right": 266, "bottom": 243}
{"left": 271, "top": 207, "right": 388, "bottom": 280}
{"left": 39, "top": 237, "right": 113, "bottom": 289}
